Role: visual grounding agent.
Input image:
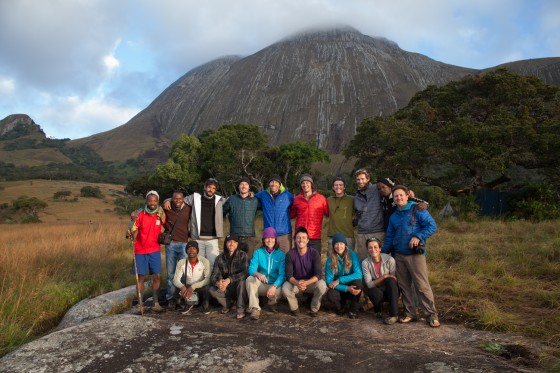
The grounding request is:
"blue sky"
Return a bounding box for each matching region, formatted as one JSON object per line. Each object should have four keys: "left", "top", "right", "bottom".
{"left": 0, "top": 0, "right": 558, "bottom": 140}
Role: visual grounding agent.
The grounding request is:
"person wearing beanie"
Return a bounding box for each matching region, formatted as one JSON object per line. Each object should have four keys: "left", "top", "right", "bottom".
{"left": 255, "top": 175, "right": 294, "bottom": 253}
{"left": 223, "top": 177, "right": 259, "bottom": 260}
{"left": 325, "top": 232, "right": 363, "bottom": 319}
{"left": 127, "top": 190, "right": 166, "bottom": 314}
{"left": 327, "top": 177, "right": 355, "bottom": 250}
{"left": 290, "top": 174, "right": 328, "bottom": 253}
{"left": 173, "top": 240, "right": 212, "bottom": 314}
{"left": 246, "top": 227, "right": 286, "bottom": 320}
{"left": 282, "top": 226, "right": 327, "bottom": 317}
{"left": 209, "top": 234, "right": 249, "bottom": 319}
{"left": 353, "top": 169, "right": 385, "bottom": 262}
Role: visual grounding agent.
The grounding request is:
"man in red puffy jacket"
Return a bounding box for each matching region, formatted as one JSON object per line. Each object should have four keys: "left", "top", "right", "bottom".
{"left": 290, "top": 174, "right": 328, "bottom": 253}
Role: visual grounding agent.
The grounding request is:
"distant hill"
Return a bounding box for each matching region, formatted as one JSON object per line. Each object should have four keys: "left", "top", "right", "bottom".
{"left": 5, "top": 27, "right": 560, "bottom": 169}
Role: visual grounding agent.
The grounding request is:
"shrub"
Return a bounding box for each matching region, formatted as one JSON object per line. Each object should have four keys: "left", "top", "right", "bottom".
{"left": 80, "top": 186, "right": 103, "bottom": 198}
{"left": 53, "top": 190, "right": 72, "bottom": 200}
{"left": 114, "top": 196, "right": 145, "bottom": 215}
{"left": 507, "top": 183, "right": 560, "bottom": 221}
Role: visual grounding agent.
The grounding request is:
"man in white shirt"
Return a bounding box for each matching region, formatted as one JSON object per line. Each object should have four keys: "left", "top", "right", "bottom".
{"left": 173, "top": 241, "right": 211, "bottom": 313}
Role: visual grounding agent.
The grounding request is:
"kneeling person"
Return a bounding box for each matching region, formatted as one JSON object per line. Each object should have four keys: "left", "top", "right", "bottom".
{"left": 174, "top": 241, "right": 211, "bottom": 313}
{"left": 209, "top": 234, "right": 249, "bottom": 319}
{"left": 282, "top": 227, "right": 327, "bottom": 317}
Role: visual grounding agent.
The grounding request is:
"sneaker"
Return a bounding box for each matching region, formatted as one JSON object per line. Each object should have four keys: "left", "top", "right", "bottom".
{"left": 250, "top": 308, "right": 261, "bottom": 320}
{"left": 348, "top": 312, "right": 359, "bottom": 319}
{"left": 151, "top": 303, "right": 164, "bottom": 313}
{"left": 384, "top": 316, "right": 398, "bottom": 325}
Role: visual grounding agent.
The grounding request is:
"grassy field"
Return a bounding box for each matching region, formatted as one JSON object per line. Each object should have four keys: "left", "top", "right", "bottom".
{"left": 0, "top": 180, "right": 558, "bottom": 369}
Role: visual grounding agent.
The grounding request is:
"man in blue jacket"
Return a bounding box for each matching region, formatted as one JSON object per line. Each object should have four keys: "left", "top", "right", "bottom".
{"left": 255, "top": 175, "right": 294, "bottom": 253}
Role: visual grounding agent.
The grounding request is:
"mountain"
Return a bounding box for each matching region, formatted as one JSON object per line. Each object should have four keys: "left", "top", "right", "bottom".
{"left": 16, "top": 28, "right": 560, "bottom": 163}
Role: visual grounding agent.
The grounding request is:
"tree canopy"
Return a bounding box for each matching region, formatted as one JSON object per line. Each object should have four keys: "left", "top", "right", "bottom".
{"left": 344, "top": 69, "right": 560, "bottom": 193}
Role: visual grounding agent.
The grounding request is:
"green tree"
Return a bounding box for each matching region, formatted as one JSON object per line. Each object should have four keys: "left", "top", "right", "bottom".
{"left": 275, "top": 142, "right": 330, "bottom": 190}
{"left": 197, "top": 124, "right": 270, "bottom": 195}
{"left": 152, "top": 134, "right": 202, "bottom": 193}
{"left": 344, "top": 69, "right": 560, "bottom": 193}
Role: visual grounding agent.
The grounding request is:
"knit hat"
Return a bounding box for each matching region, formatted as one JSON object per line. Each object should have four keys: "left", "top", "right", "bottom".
{"left": 262, "top": 227, "right": 277, "bottom": 239}
{"left": 331, "top": 233, "right": 347, "bottom": 247}
{"left": 238, "top": 177, "right": 251, "bottom": 185}
{"left": 146, "top": 190, "right": 159, "bottom": 200}
{"left": 225, "top": 234, "right": 239, "bottom": 243}
{"left": 299, "top": 174, "right": 314, "bottom": 185}
{"left": 186, "top": 241, "right": 199, "bottom": 252}
{"left": 377, "top": 177, "right": 395, "bottom": 188}
{"left": 267, "top": 174, "right": 282, "bottom": 185}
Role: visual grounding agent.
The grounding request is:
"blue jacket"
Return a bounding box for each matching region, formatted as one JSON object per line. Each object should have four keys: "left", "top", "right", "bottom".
{"left": 255, "top": 185, "right": 294, "bottom": 236}
{"left": 248, "top": 247, "right": 286, "bottom": 288}
{"left": 382, "top": 201, "right": 437, "bottom": 256}
{"left": 325, "top": 248, "right": 362, "bottom": 292}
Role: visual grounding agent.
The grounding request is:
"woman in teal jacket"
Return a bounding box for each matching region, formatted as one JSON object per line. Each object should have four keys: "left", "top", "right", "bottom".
{"left": 382, "top": 185, "right": 440, "bottom": 327}
{"left": 246, "top": 227, "right": 286, "bottom": 320}
{"left": 325, "top": 233, "right": 363, "bottom": 319}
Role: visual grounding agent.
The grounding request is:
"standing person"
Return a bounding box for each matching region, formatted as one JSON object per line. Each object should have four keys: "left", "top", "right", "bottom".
{"left": 354, "top": 169, "right": 384, "bottom": 261}
{"left": 174, "top": 241, "right": 211, "bottom": 314}
{"left": 163, "top": 191, "right": 191, "bottom": 309}
{"left": 255, "top": 175, "right": 294, "bottom": 253}
{"left": 127, "top": 190, "right": 166, "bottom": 313}
{"left": 382, "top": 185, "right": 440, "bottom": 327}
{"left": 180, "top": 178, "right": 225, "bottom": 268}
{"left": 290, "top": 174, "right": 328, "bottom": 252}
{"left": 327, "top": 177, "right": 355, "bottom": 250}
{"left": 223, "top": 177, "right": 260, "bottom": 260}
{"left": 325, "top": 233, "right": 363, "bottom": 319}
{"left": 362, "top": 237, "right": 399, "bottom": 325}
{"left": 282, "top": 227, "right": 327, "bottom": 317}
{"left": 246, "top": 227, "right": 286, "bottom": 320}
{"left": 209, "top": 234, "right": 249, "bottom": 319}
{"left": 377, "top": 177, "right": 428, "bottom": 232}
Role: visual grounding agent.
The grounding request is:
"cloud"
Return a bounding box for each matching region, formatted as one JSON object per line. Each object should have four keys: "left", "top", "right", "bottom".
{"left": 1, "top": 0, "right": 558, "bottom": 139}
{"left": 40, "top": 96, "right": 140, "bottom": 139}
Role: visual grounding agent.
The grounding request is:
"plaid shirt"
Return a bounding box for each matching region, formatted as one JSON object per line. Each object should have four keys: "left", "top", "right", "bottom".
{"left": 210, "top": 248, "right": 248, "bottom": 286}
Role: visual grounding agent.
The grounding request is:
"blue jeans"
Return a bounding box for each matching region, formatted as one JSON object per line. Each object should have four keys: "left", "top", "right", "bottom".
{"left": 166, "top": 242, "right": 187, "bottom": 300}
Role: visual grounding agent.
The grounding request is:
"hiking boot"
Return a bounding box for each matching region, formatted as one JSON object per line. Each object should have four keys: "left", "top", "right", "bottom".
{"left": 151, "top": 303, "right": 164, "bottom": 313}
{"left": 250, "top": 308, "right": 261, "bottom": 320}
{"left": 384, "top": 316, "right": 398, "bottom": 325}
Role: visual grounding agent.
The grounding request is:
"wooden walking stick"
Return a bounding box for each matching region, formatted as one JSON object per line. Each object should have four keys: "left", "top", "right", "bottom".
{"left": 129, "top": 235, "right": 144, "bottom": 316}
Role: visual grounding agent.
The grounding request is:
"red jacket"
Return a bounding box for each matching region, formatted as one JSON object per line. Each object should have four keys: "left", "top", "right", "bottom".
{"left": 290, "top": 192, "right": 328, "bottom": 240}
{"left": 134, "top": 211, "right": 165, "bottom": 254}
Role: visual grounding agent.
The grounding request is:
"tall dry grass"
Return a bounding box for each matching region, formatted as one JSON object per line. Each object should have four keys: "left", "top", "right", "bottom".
{"left": 0, "top": 219, "right": 134, "bottom": 356}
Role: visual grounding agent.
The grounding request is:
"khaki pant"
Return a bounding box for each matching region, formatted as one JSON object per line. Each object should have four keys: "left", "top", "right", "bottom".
{"left": 355, "top": 232, "right": 385, "bottom": 262}
{"left": 395, "top": 254, "right": 438, "bottom": 319}
{"left": 281, "top": 280, "right": 327, "bottom": 312}
{"left": 276, "top": 234, "right": 292, "bottom": 254}
{"left": 246, "top": 276, "right": 283, "bottom": 311}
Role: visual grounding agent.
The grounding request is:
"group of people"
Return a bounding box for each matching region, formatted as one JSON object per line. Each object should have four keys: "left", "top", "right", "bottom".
{"left": 127, "top": 169, "right": 440, "bottom": 327}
